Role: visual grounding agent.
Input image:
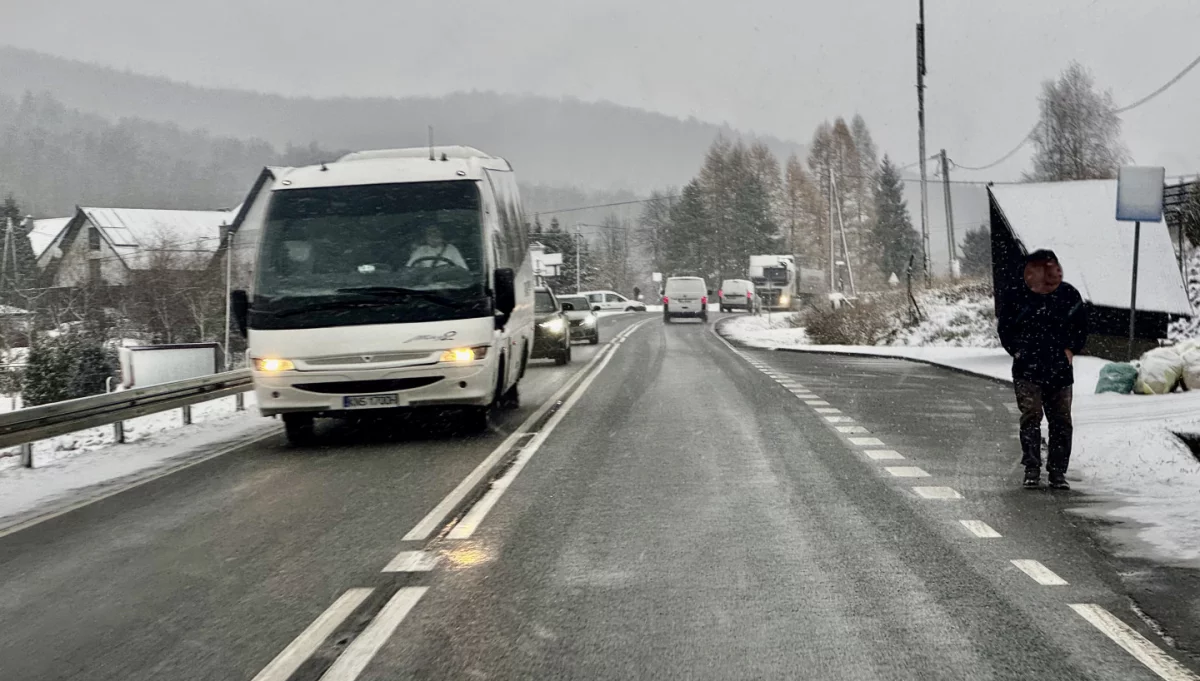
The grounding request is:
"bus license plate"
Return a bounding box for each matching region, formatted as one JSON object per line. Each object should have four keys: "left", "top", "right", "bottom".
{"left": 343, "top": 393, "right": 400, "bottom": 409}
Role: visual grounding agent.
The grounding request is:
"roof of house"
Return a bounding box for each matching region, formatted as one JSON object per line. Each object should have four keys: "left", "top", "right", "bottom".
{"left": 79, "top": 207, "right": 232, "bottom": 270}
{"left": 990, "top": 180, "right": 1192, "bottom": 316}
{"left": 27, "top": 217, "right": 72, "bottom": 259}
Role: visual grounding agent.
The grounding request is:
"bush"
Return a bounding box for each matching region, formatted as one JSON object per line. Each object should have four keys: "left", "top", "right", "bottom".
{"left": 21, "top": 333, "right": 117, "bottom": 406}
{"left": 803, "top": 297, "right": 903, "bottom": 345}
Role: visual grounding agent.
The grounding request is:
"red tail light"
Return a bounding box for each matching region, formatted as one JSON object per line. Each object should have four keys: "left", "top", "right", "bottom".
{"left": 662, "top": 296, "right": 669, "bottom": 304}
{"left": 701, "top": 295, "right": 708, "bottom": 305}
{"left": 717, "top": 289, "right": 723, "bottom": 298}
{"left": 747, "top": 291, "right": 753, "bottom": 298}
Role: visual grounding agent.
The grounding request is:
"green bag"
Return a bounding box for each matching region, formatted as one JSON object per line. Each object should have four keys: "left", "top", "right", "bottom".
{"left": 1095, "top": 362, "right": 1138, "bottom": 394}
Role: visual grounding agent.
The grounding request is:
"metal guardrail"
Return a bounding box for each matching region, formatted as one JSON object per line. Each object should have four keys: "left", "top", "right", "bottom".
{"left": 0, "top": 369, "right": 252, "bottom": 466}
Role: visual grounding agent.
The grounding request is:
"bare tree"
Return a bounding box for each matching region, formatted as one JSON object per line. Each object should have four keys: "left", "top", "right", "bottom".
{"left": 1026, "top": 62, "right": 1128, "bottom": 182}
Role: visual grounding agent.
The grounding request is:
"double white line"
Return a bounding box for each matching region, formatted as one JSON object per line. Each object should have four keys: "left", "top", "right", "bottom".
{"left": 251, "top": 318, "right": 650, "bottom": 681}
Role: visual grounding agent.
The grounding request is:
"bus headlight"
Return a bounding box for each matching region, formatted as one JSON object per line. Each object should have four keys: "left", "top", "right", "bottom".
{"left": 779, "top": 294, "right": 790, "bottom": 306}
{"left": 539, "top": 318, "right": 566, "bottom": 334}
{"left": 254, "top": 358, "right": 295, "bottom": 372}
{"left": 440, "top": 346, "right": 489, "bottom": 362}
{"left": 581, "top": 314, "right": 596, "bottom": 327}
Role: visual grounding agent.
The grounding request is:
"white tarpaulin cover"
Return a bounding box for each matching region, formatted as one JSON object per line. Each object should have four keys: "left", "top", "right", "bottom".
{"left": 991, "top": 180, "right": 1192, "bottom": 316}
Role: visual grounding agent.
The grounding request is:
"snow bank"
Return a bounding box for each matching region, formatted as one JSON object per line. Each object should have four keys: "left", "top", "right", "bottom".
{"left": 719, "top": 313, "right": 810, "bottom": 348}
{"left": 888, "top": 285, "right": 1000, "bottom": 348}
{"left": 0, "top": 392, "right": 274, "bottom": 528}
{"left": 1168, "top": 248, "right": 1199, "bottom": 342}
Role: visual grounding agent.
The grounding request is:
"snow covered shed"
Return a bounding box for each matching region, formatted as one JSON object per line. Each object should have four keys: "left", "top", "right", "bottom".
{"left": 25, "top": 217, "right": 72, "bottom": 269}
{"left": 44, "top": 207, "right": 233, "bottom": 287}
{"left": 989, "top": 180, "right": 1193, "bottom": 358}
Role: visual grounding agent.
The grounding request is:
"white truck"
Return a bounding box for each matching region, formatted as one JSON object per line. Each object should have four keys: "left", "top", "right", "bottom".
{"left": 747, "top": 255, "right": 825, "bottom": 311}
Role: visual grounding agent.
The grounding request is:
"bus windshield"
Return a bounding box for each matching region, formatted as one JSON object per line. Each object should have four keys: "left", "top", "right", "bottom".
{"left": 251, "top": 180, "right": 490, "bottom": 329}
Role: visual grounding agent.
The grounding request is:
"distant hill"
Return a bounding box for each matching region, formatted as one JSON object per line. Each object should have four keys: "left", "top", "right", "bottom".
{"left": 0, "top": 46, "right": 805, "bottom": 192}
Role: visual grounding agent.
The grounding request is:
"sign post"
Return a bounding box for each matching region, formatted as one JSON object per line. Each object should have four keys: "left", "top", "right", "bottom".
{"left": 1115, "top": 166, "right": 1166, "bottom": 360}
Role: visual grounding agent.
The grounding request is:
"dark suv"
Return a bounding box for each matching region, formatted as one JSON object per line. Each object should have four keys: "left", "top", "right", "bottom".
{"left": 532, "top": 286, "right": 572, "bottom": 365}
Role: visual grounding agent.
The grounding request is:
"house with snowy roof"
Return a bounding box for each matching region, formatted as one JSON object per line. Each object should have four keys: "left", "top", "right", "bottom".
{"left": 988, "top": 180, "right": 1193, "bottom": 359}
{"left": 42, "top": 207, "right": 233, "bottom": 288}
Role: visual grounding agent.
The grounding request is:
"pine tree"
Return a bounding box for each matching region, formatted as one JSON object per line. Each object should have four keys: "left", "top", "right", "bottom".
{"left": 1026, "top": 62, "right": 1128, "bottom": 182}
{"left": 666, "top": 180, "right": 708, "bottom": 277}
{"left": 783, "top": 155, "right": 821, "bottom": 264}
{"left": 850, "top": 115, "right": 879, "bottom": 283}
{"left": 959, "top": 225, "right": 992, "bottom": 277}
{"left": 0, "top": 196, "right": 39, "bottom": 308}
{"left": 873, "top": 156, "right": 922, "bottom": 281}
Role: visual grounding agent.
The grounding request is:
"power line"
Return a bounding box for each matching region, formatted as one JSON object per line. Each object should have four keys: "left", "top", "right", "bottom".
{"left": 951, "top": 51, "right": 1200, "bottom": 173}
{"left": 1115, "top": 51, "right": 1200, "bottom": 113}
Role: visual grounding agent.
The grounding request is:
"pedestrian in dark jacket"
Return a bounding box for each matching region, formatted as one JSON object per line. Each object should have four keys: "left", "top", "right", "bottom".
{"left": 997, "top": 249, "right": 1089, "bottom": 490}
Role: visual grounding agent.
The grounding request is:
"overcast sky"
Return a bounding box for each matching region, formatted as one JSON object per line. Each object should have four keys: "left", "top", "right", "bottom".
{"left": 8, "top": 0, "right": 1200, "bottom": 182}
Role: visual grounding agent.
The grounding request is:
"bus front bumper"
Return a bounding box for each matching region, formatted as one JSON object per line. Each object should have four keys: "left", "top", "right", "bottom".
{"left": 253, "top": 362, "right": 496, "bottom": 417}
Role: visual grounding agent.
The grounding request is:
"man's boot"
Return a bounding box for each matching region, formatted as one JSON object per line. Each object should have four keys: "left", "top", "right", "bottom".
{"left": 1023, "top": 468, "right": 1041, "bottom": 489}
{"left": 1048, "top": 472, "right": 1070, "bottom": 490}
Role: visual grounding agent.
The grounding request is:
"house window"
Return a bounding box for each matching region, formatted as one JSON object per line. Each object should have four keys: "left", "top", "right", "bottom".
{"left": 88, "top": 227, "right": 101, "bottom": 251}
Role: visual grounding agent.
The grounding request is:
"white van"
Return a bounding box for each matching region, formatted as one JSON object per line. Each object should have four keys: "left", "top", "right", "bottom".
{"left": 230, "top": 146, "right": 535, "bottom": 443}
{"left": 718, "top": 279, "right": 755, "bottom": 312}
{"left": 662, "top": 276, "right": 708, "bottom": 323}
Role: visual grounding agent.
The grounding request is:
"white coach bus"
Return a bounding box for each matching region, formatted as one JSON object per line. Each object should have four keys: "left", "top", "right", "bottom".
{"left": 230, "top": 147, "right": 534, "bottom": 444}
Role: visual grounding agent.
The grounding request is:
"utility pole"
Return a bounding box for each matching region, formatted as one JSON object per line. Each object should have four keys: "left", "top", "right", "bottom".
{"left": 940, "top": 149, "right": 957, "bottom": 279}
{"left": 828, "top": 168, "right": 836, "bottom": 292}
{"left": 574, "top": 222, "right": 582, "bottom": 293}
{"left": 917, "top": 0, "right": 931, "bottom": 284}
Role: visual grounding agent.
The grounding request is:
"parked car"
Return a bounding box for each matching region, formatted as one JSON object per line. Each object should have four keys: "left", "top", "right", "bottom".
{"left": 532, "top": 286, "right": 571, "bottom": 365}
{"left": 662, "top": 276, "right": 708, "bottom": 323}
{"left": 719, "top": 279, "right": 755, "bottom": 312}
{"left": 580, "top": 290, "right": 647, "bottom": 312}
{"left": 558, "top": 294, "right": 600, "bottom": 344}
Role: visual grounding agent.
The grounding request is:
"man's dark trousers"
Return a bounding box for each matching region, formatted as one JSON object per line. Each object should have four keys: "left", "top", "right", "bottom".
{"left": 1015, "top": 379, "right": 1073, "bottom": 474}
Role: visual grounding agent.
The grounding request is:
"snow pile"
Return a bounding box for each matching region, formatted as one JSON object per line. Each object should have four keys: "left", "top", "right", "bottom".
{"left": 1168, "top": 248, "right": 1199, "bottom": 342}
{"left": 718, "top": 313, "right": 810, "bottom": 348}
{"left": 887, "top": 283, "right": 1000, "bottom": 348}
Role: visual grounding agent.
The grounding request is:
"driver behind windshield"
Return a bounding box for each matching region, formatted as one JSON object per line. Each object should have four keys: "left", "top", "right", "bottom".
{"left": 407, "top": 225, "right": 467, "bottom": 269}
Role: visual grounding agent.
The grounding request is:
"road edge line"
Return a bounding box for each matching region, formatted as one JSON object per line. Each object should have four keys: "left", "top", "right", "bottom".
{"left": 250, "top": 588, "right": 374, "bottom": 681}
{"left": 1070, "top": 604, "right": 1200, "bottom": 681}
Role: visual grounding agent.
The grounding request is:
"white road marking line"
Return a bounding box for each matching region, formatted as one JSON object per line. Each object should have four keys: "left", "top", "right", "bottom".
{"left": 814, "top": 407, "right": 842, "bottom": 414}
{"left": 381, "top": 551, "right": 438, "bottom": 573}
{"left": 959, "top": 520, "right": 1002, "bottom": 538}
{"left": 805, "top": 400, "right": 830, "bottom": 406}
{"left": 912, "top": 486, "right": 962, "bottom": 499}
{"left": 319, "top": 587, "right": 429, "bottom": 681}
{"left": 849, "top": 437, "right": 885, "bottom": 446}
{"left": 1011, "top": 559, "right": 1068, "bottom": 585}
{"left": 885, "top": 466, "right": 930, "bottom": 478}
{"left": 865, "top": 449, "right": 904, "bottom": 460}
{"left": 251, "top": 588, "right": 373, "bottom": 681}
{"left": 824, "top": 415, "right": 853, "bottom": 423}
{"left": 1070, "top": 604, "right": 1200, "bottom": 681}
{"left": 403, "top": 319, "right": 650, "bottom": 541}
{"left": 836, "top": 426, "right": 870, "bottom": 434}
{"left": 446, "top": 321, "right": 643, "bottom": 539}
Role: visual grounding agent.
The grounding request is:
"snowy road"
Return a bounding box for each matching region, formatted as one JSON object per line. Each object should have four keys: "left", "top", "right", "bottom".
{"left": 1, "top": 312, "right": 1198, "bottom": 680}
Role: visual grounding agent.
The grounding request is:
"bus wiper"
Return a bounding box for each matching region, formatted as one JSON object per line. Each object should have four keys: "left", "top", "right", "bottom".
{"left": 335, "top": 286, "right": 460, "bottom": 307}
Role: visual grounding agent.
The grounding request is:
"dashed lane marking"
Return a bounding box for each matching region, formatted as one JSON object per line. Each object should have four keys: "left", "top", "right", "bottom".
{"left": 381, "top": 551, "right": 438, "bottom": 573}
{"left": 849, "top": 437, "right": 885, "bottom": 446}
{"left": 319, "top": 587, "right": 429, "bottom": 681}
{"left": 865, "top": 450, "right": 905, "bottom": 460}
{"left": 885, "top": 466, "right": 930, "bottom": 478}
{"left": 250, "top": 588, "right": 374, "bottom": 681}
{"left": 824, "top": 415, "right": 854, "bottom": 423}
{"left": 1011, "top": 559, "right": 1068, "bottom": 586}
{"left": 814, "top": 407, "right": 842, "bottom": 414}
{"left": 836, "top": 426, "right": 870, "bottom": 434}
{"left": 804, "top": 400, "right": 830, "bottom": 406}
{"left": 959, "top": 520, "right": 1002, "bottom": 538}
{"left": 912, "top": 486, "right": 962, "bottom": 499}
{"left": 1070, "top": 604, "right": 1200, "bottom": 681}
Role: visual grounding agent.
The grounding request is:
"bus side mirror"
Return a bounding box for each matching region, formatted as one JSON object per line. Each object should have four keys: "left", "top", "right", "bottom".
{"left": 230, "top": 289, "right": 249, "bottom": 338}
{"left": 494, "top": 268, "right": 516, "bottom": 317}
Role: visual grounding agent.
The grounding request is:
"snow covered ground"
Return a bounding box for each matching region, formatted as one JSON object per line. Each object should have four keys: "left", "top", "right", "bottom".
{"left": 719, "top": 314, "right": 1200, "bottom": 567}
{"left": 0, "top": 392, "right": 278, "bottom": 529}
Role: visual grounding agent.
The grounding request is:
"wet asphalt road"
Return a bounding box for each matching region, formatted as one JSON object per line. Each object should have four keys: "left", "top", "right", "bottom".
{"left": 1, "top": 311, "right": 1198, "bottom": 680}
